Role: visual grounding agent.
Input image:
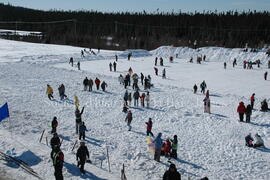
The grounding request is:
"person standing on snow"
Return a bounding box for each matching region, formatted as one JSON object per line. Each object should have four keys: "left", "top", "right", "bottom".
{"left": 233, "top": 58, "right": 237, "bottom": 67}
{"left": 101, "top": 81, "right": 108, "bottom": 91}
{"left": 141, "top": 73, "right": 144, "bottom": 86}
{"left": 250, "top": 93, "right": 255, "bottom": 110}
{"left": 264, "top": 72, "right": 268, "bottom": 80}
{"left": 77, "top": 61, "right": 81, "bottom": 70}
{"left": 69, "top": 57, "right": 74, "bottom": 67}
{"left": 145, "top": 118, "right": 154, "bottom": 136}
{"left": 51, "top": 116, "right": 58, "bottom": 134}
{"left": 170, "top": 135, "right": 178, "bottom": 159}
{"left": 113, "top": 61, "right": 117, "bottom": 72}
{"left": 58, "top": 84, "right": 67, "bottom": 100}
{"left": 115, "top": 54, "right": 118, "bottom": 61}
{"left": 123, "top": 90, "right": 129, "bottom": 106}
{"left": 155, "top": 57, "right": 158, "bottom": 66}
{"left": 133, "top": 90, "right": 140, "bottom": 106}
{"left": 76, "top": 141, "right": 90, "bottom": 174}
{"left": 160, "top": 57, "right": 164, "bottom": 66}
{"left": 83, "top": 77, "right": 89, "bottom": 91}
{"left": 224, "top": 62, "right": 227, "bottom": 69}
{"left": 126, "top": 74, "right": 131, "bottom": 86}
{"left": 128, "top": 93, "right": 132, "bottom": 106}
{"left": 127, "top": 53, "right": 132, "bottom": 60}
{"left": 95, "top": 77, "right": 101, "bottom": 90}
{"left": 46, "top": 84, "right": 54, "bottom": 100}
{"left": 125, "top": 110, "right": 133, "bottom": 131}
{"left": 145, "top": 91, "right": 150, "bottom": 108}
{"left": 79, "top": 122, "right": 87, "bottom": 140}
{"left": 193, "top": 84, "right": 198, "bottom": 94}
{"left": 109, "top": 62, "right": 112, "bottom": 71}
{"left": 50, "top": 133, "right": 61, "bottom": 150}
{"left": 51, "top": 145, "right": 64, "bottom": 180}
{"left": 154, "top": 67, "right": 158, "bottom": 76}
{"left": 119, "top": 74, "right": 124, "bottom": 85}
{"left": 237, "top": 102, "right": 246, "bottom": 122}
{"left": 203, "top": 91, "right": 211, "bottom": 113}
{"left": 200, "top": 81, "right": 207, "bottom": 94}
{"left": 245, "top": 104, "right": 252, "bottom": 123}
{"left": 162, "top": 68, "right": 166, "bottom": 79}
{"left": 140, "top": 93, "right": 146, "bottom": 107}
{"left": 164, "top": 139, "right": 172, "bottom": 158}
{"left": 88, "top": 78, "right": 93, "bottom": 91}
{"left": 153, "top": 133, "right": 163, "bottom": 162}
{"left": 75, "top": 106, "right": 85, "bottom": 134}
{"left": 162, "top": 163, "right": 181, "bottom": 180}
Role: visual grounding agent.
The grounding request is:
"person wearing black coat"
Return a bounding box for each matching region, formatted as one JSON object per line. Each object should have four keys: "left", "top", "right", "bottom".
{"left": 51, "top": 116, "right": 58, "bottom": 134}
{"left": 133, "top": 90, "right": 140, "bottom": 106}
{"left": 113, "top": 61, "right": 117, "bottom": 72}
{"left": 79, "top": 122, "right": 87, "bottom": 140}
{"left": 51, "top": 145, "right": 64, "bottom": 180}
{"left": 245, "top": 104, "right": 252, "bottom": 123}
{"left": 101, "top": 81, "right": 107, "bottom": 91}
{"left": 50, "top": 133, "right": 61, "bottom": 149}
{"left": 140, "top": 73, "right": 144, "bottom": 86}
{"left": 75, "top": 107, "right": 85, "bottom": 134}
{"left": 109, "top": 62, "right": 112, "bottom": 71}
{"left": 123, "top": 90, "right": 128, "bottom": 106}
{"left": 193, "top": 84, "right": 198, "bottom": 94}
{"left": 83, "top": 77, "right": 89, "bottom": 91}
{"left": 245, "top": 133, "right": 254, "bottom": 147}
{"left": 76, "top": 141, "right": 90, "bottom": 174}
{"left": 163, "top": 164, "right": 181, "bottom": 180}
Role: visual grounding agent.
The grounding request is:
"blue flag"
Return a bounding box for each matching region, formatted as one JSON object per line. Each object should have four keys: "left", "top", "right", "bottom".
{"left": 0, "top": 103, "right": 9, "bottom": 122}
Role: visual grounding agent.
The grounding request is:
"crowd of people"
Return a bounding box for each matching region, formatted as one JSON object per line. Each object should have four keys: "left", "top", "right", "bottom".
{"left": 43, "top": 50, "right": 270, "bottom": 180}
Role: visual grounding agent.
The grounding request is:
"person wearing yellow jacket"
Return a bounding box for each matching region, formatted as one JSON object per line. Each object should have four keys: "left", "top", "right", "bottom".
{"left": 46, "top": 84, "right": 54, "bottom": 100}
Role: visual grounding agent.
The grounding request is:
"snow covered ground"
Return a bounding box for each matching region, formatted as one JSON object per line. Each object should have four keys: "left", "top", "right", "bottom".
{"left": 0, "top": 38, "right": 270, "bottom": 180}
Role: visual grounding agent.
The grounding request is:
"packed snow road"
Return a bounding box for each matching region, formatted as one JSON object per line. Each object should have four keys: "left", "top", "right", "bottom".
{"left": 0, "top": 39, "right": 270, "bottom": 179}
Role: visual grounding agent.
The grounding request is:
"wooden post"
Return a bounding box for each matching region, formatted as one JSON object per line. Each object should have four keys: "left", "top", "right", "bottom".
{"left": 106, "top": 146, "right": 111, "bottom": 172}
{"left": 39, "top": 130, "right": 45, "bottom": 143}
{"left": 71, "top": 140, "right": 78, "bottom": 151}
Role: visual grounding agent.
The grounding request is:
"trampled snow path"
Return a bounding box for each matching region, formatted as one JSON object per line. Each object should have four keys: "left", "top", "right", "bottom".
{"left": 0, "top": 38, "right": 270, "bottom": 179}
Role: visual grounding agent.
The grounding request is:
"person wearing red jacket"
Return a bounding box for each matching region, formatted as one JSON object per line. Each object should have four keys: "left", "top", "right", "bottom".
{"left": 250, "top": 93, "right": 255, "bottom": 110}
{"left": 164, "top": 139, "right": 172, "bottom": 158}
{"left": 140, "top": 93, "right": 146, "bottom": 107}
{"left": 95, "top": 77, "right": 101, "bottom": 90}
{"left": 145, "top": 118, "right": 154, "bottom": 136}
{"left": 237, "top": 102, "right": 246, "bottom": 122}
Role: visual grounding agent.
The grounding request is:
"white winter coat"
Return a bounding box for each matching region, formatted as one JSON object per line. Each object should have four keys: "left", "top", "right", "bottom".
{"left": 255, "top": 134, "right": 264, "bottom": 146}
{"left": 145, "top": 94, "right": 150, "bottom": 102}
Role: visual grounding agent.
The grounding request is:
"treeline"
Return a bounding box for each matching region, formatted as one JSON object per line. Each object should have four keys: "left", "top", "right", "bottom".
{"left": 0, "top": 3, "right": 270, "bottom": 50}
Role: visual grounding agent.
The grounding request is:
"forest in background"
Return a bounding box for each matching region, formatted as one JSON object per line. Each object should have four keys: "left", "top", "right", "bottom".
{"left": 0, "top": 3, "right": 270, "bottom": 50}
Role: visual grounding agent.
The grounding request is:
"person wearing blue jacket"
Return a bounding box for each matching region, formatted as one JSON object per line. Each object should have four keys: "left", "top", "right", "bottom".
{"left": 153, "top": 132, "right": 163, "bottom": 162}
{"left": 79, "top": 122, "right": 87, "bottom": 140}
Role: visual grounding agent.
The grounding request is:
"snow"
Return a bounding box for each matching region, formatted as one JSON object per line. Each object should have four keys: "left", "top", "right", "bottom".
{"left": 0, "top": 38, "right": 270, "bottom": 179}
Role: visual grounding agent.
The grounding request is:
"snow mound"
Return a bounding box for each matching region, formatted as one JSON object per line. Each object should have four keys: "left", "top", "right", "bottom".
{"left": 119, "top": 49, "right": 151, "bottom": 58}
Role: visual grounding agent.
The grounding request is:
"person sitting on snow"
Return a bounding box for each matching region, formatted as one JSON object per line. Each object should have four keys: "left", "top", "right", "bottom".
{"left": 245, "top": 133, "right": 254, "bottom": 147}
{"left": 261, "top": 99, "right": 269, "bottom": 112}
{"left": 254, "top": 133, "right": 265, "bottom": 148}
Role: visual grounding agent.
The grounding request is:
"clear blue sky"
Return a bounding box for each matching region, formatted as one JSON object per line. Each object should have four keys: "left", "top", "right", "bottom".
{"left": 1, "top": 0, "right": 270, "bottom": 13}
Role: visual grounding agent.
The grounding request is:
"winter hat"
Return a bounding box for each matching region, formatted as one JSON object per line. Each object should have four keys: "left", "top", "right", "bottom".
{"left": 169, "top": 163, "right": 176, "bottom": 169}
{"left": 53, "top": 116, "right": 57, "bottom": 121}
